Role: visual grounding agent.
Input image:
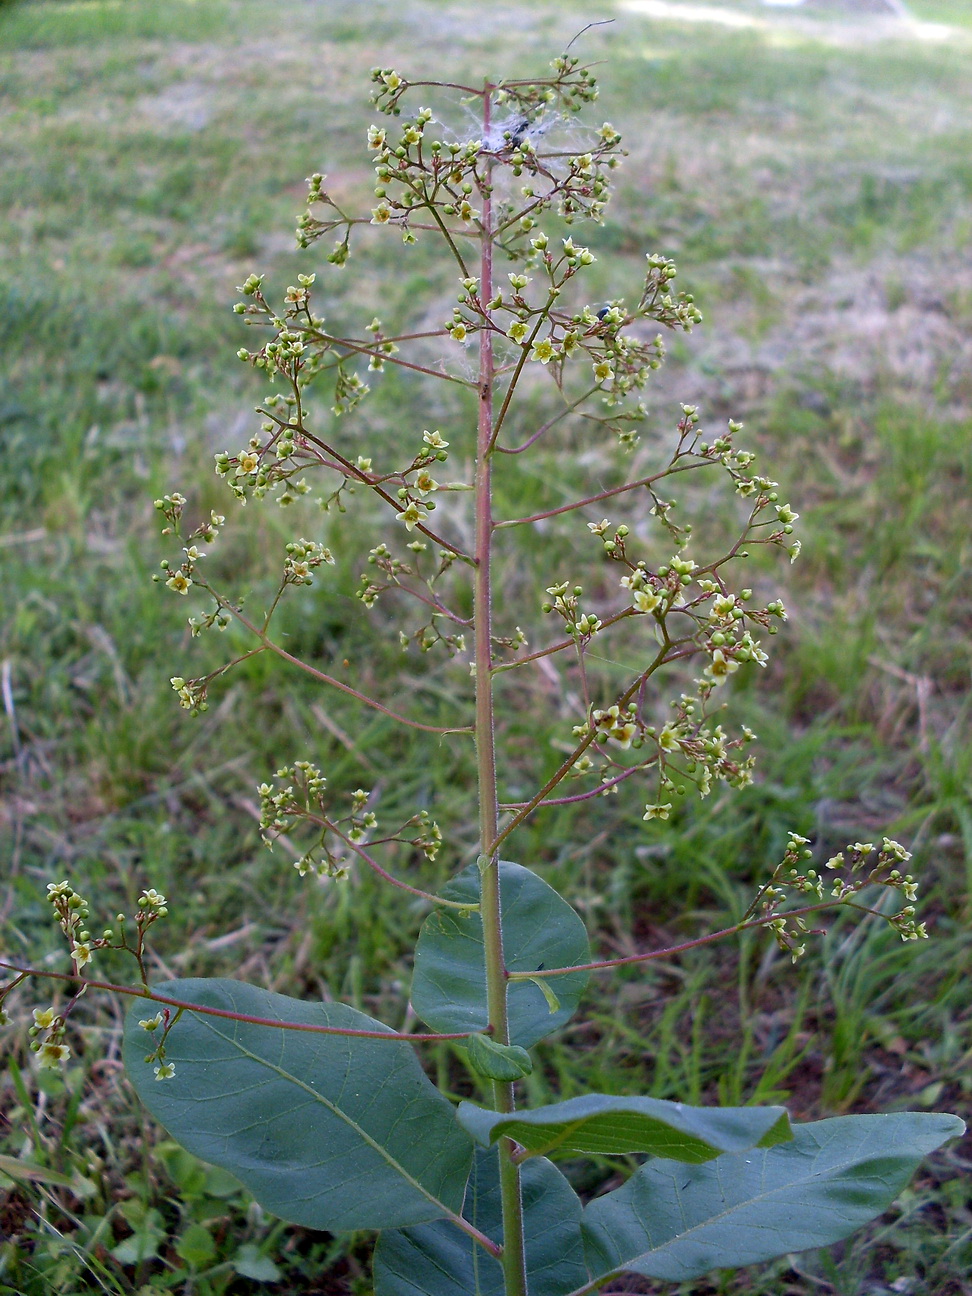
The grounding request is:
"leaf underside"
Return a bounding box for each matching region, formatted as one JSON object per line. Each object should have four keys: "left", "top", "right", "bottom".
{"left": 122, "top": 978, "right": 473, "bottom": 1232}
{"left": 411, "top": 861, "right": 590, "bottom": 1049}
{"left": 457, "top": 1094, "right": 792, "bottom": 1162}
{"left": 374, "top": 1149, "right": 587, "bottom": 1296}
{"left": 583, "top": 1111, "right": 966, "bottom": 1283}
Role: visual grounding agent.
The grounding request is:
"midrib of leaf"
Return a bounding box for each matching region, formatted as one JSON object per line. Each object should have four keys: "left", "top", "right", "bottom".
{"left": 196, "top": 1014, "right": 460, "bottom": 1220}
{"left": 588, "top": 1138, "right": 906, "bottom": 1275}
{"left": 517, "top": 1119, "right": 583, "bottom": 1158}
{"left": 497, "top": 1113, "right": 708, "bottom": 1159}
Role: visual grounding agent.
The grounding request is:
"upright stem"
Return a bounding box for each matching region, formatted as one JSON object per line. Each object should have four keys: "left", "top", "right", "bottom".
{"left": 473, "top": 84, "right": 529, "bottom": 1296}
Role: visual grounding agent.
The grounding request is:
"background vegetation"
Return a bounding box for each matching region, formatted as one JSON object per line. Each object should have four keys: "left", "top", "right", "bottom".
{"left": 1, "top": 0, "right": 970, "bottom": 1293}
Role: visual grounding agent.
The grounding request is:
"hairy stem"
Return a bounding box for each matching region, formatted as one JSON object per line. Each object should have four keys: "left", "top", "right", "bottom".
{"left": 473, "top": 84, "right": 529, "bottom": 1296}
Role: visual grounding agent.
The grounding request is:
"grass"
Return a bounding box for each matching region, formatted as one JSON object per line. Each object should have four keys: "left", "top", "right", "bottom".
{"left": 1, "top": 0, "right": 970, "bottom": 1293}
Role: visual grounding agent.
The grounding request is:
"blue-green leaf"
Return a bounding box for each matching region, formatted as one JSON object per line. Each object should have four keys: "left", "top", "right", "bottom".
{"left": 411, "top": 862, "right": 590, "bottom": 1048}
{"left": 457, "top": 1095, "right": 791, "bottom": 1161}
{"left": 583, "top": 1112, "right": 965, "bottom": 1283}
{"left": 122, "top": 978, "right": 473, "bottom": 1232}
{"left": 374, "top": 1150, "right": 586, "bottom": 1296}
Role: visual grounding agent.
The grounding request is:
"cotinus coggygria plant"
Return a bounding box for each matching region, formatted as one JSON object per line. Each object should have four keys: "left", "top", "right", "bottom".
{"left": 2, "top": 53, "right": 963, "bottom": 1296}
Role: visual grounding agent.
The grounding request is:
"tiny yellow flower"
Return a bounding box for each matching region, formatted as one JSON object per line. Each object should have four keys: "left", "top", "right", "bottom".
{"left": 643, "top": 803, "right": 673, "bottom": 822}
{"left": 166, "top": 573, "right": 192, "bottom": 595}
{"left": 710, "top": 594, "right": 736, "bottom": 619}
{"left": 705, "top": 648, "right": 740, "bottom": 686}
{"left": 657, "top": 724, "right": 680, "bottom": 752}
{"left": 37, "top": 1041, "right": 71, "bottom": 1069}
{"left": 414, "top": 471, "right": 438, "bottom": 494}
{"left": 632, "top": 589, "right": 662, "bottom": 615}
{"left": 398, "top": 502, "right": 427, "bottom": 531}
{"left": 613, "top": 722, "right": 637, "bottom": 749}
{"left": 71, "top": 942, "right": 94, "bottom": 968}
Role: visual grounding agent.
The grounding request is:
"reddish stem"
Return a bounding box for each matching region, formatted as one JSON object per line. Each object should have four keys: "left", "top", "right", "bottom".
{"left": 0, "top": 961, "right": 475, "bottom": 1042}
{"left": 508, "top": 901, "right": 841, "bottom": 978}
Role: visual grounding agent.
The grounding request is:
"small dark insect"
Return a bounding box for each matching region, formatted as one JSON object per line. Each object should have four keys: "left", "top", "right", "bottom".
{"left": 507, "top": 117, "right": 530, "bottom": 148}
{"left": 596, "top": 306, "right": 610, "bottom": 320}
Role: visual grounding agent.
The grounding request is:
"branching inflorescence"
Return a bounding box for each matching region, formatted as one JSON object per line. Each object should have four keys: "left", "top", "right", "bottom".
{"left": 1, "top": 54, "right": 961, "bottom": 1296}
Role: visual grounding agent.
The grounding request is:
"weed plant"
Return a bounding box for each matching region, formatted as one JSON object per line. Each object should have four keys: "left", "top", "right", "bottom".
{"left": 2, "top": 5, "right": 971, "bottom": 1295}
{"left": 1, "top": 41, "right": 965, "bottom": 1296}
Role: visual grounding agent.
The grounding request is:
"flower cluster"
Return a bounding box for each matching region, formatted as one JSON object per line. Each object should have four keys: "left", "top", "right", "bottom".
{"left": 541, "top": 580, "right": 599, "bottom": 639}
{"left": 28, "top": 1006, "right": 70, "bottom": 1069}
{"left": 137, "top": 1007, "right": 177, "bottom": 1081}
{"left": 258, "top": 763, "right": 443, "bottom": 881}
{"left": 445, "top": 246, "right": 694, "bottom": 424}
{"left": 751, "top": 834, "right": 927, "bottom": 962}
{"left": 283, "top": 538, "right": 335, "bottom": 587}
{"left": 152, "top": 506, "right": 226, "bottom": 605}
{"left": 169, "top": 675, "right": 209, "bottom": 716}
{"left": 10, "top": 883, "right": 173, "bottom": 1072}
{"left": 46, "top": 880, "right": 113, "bottom": 972}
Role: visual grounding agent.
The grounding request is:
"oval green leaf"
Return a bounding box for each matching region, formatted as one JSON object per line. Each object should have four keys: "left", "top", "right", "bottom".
{"left": 411, "top": 861, "right": 590, "bottom": 1048}
{"left": 457, "top": 1095, "right": 791, "bottom": 1161}
{"left": 464, "top": 1035, "right": 534, "bottom": 1082}
{"left": 582, "top": 1111, "right": 965, "bottom": 1283}
{"left": 122, "top": 978, "right": 473, "bottom": 1232}
{"left": 374, "top": 1150, "right": 586, "bottom": 1296}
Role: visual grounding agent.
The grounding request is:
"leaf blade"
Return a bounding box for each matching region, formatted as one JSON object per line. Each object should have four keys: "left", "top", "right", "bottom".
{"left": 122, "top": 978, "right": 473, "bottom": 1232}
{"left": 582, "top": 1112, "right": 965, "bottom": 1283}
{"left": 374, "top": 1151, "right": 586, "bottom": 1296}
{"left": 457, "top": 1095, "right": 791, "bottom": 1161}
{"left": 411, "top": 861, "right": 590, "bottom": 1048}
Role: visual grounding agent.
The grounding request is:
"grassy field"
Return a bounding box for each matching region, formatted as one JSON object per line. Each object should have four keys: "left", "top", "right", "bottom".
{"left": 1, "top": 0, "right": 971, "bottom": 1293}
